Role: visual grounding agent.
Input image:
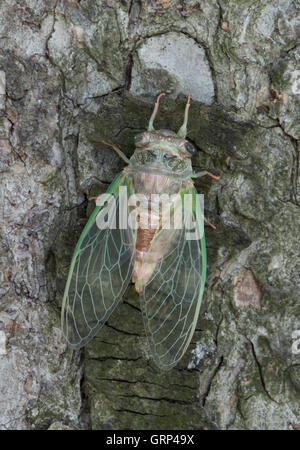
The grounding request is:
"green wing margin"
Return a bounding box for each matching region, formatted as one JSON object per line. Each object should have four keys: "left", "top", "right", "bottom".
{"left": 61, "top": 172, "right": 135, "bottom": 349}
{"left": 140, "top": 185, "right": 206, "bottom": 370}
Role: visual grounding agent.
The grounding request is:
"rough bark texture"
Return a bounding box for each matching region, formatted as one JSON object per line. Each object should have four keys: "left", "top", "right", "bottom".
{"left": 0, "top": 0, "right": 299, "bottom": 430}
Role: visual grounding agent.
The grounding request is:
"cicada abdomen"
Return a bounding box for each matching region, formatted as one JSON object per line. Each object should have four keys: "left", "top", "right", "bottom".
{"left": 61, "top": 93, "right": 219, "bottom": 370}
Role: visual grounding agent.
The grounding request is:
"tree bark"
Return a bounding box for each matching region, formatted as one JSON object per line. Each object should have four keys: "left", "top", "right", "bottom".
{"left": 0, "top": 0, "right": 299, "bottom": 430}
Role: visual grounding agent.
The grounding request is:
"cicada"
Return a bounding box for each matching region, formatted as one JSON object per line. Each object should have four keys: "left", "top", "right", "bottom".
{"left": 61, "top": 94, "right": 219, "bottom": 370}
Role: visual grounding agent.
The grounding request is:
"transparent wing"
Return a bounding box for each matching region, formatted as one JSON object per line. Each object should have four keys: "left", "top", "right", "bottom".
{"left": 61, "top": 172, "right": 135, "bottom": 349}
{"left": 141, "top": 186, "right": 206, "bottom": 370}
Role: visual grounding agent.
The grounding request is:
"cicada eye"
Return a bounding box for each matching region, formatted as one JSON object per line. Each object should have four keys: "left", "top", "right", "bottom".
{"left": 134, "top": 133, "right": 144, "bottom": 143}
{"left": 185, "top": 142, "right": 196, "bottom": 155}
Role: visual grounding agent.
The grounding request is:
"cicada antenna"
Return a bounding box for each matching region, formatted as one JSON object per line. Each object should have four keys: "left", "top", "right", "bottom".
{"left": 148, "top": 93, "right": 166, "bottom": 131}
{"left": 177, "top": 93, "right": 191, "bottom": 138}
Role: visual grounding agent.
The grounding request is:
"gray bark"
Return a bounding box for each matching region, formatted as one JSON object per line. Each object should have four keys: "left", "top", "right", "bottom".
{"left": 0, "top": 0, "right": 299, "bottom": 430}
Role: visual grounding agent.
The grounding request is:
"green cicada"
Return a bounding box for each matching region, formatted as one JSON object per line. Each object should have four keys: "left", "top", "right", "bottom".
{"left": 61, "top": 94, "right": 219, "bottom": 370}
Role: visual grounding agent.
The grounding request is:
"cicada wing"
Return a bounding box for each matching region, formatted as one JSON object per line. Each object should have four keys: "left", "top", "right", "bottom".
{"left": 61, "top": 173, "right": 135, "bottom": 349}
{"left": 141, "top": 187, "right": 206, "bottom": 370}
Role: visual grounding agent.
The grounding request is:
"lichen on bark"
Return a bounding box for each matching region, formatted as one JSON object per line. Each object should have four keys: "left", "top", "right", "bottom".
{"left": 0, "top": 0, "right": 299, "bottom": 430}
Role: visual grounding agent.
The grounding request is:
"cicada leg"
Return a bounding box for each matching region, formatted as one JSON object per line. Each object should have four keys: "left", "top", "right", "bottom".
{"left": 204, "top": 216, "right": 216, "bottom": 230}
{"left": 190, "top": 170, "right": 220, "bottom": 180}
{"left": 101, "top": 140, "right": 130, "bottom": 164}
{"left": 89, "top": 194, "right": 103, "bottom": 202}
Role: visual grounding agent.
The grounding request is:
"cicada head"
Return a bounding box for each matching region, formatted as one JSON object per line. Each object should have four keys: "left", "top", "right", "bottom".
{"left": 131, "top": 94, "right": 197, "bottom": 173}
